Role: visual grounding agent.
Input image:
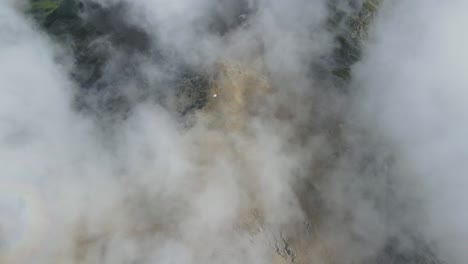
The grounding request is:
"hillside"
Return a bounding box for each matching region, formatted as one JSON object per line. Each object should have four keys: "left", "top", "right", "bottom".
{"left": 1, "top": 1, "right": 448, "bottom": 263}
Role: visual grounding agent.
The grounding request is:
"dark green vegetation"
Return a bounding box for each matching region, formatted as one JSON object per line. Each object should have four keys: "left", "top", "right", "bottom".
{"left": 29, "top": 0, "right": 213, "bottom": 119}
{"left": 329, "top": 0, "right": 380, "bottom": 83}
{"left": 29, "top": 0, "right": 154, "bottom": 118}
{"left": 28, "top": 0, "right": 379, "bottom": 116}
{"left": 29, "top": 0, "right": 61, "bottom": 18}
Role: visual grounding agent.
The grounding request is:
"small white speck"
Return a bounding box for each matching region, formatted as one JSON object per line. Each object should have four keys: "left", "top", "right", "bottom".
{"left": 213, "top": 94, "right": 217, "bottom": 98}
